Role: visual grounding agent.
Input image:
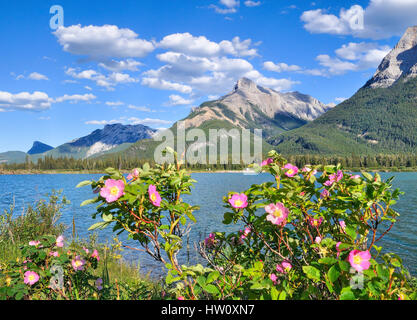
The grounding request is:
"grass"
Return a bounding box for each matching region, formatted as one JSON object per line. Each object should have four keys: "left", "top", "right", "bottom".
{"left": 0, "top": 192, "right": 164, "bottom": 300}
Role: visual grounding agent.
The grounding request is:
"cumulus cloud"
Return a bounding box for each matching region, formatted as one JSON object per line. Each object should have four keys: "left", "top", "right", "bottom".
{"left": 244, "top": 1, "right": 261, "bottom": 7}
{"left": 65, "top": 67, "right": 138, "bottom": 89}
{"left": 301, "top": 0, "right": 417, "bottom": 39}
{"left": 85, "top": 117, "right": 172, "bottom": 127}
{"left": 99, "top": 59, "right": 142, "bottom": 72}
{"left": 127, "top": 104, "right": 152, "bottom": 112}
{"left": 53, "top": 24, "right": 154, "bottom": 59}
{"left": 0, "top": 91, "right": 52, "bottom": 111}
{"left": 105, "top": 101, "right": 124, "bottom": 106}
{"left": 14, "top": 72, "right": 49, "bottom": 81}
{"left": 141, "top": 77, "right": 193, "bottom": 94}
{"left": 263, "top": 61, "right": 302, "bottom": 73}
{"left": 0, "top": 91, "right": 95, "bottom": 111}
{"left": 28, "top": 72, "right": 49, "bottom": 80}
{"left": 315, "top": 42, "right": 391, "bottom": 75}
{"left": 54, "top": 93, "right": 96, "bottom": 103}
{"left": 159, "top": 33, "right": 258, "bottom": 57}
{"left": 166, "top": 95, "right": 194, "bottom": 106}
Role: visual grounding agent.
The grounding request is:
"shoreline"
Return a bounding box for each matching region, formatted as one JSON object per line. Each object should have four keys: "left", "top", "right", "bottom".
{"left": 2, "top": 168, "right": 417, "bottom": 175}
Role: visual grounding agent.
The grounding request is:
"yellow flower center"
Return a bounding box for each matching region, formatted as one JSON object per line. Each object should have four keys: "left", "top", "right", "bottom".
{"left": 110, "top": 187, "right": 119, "bottom": 196}
{"left": 150, "top": 193, "right": 157, "bottom": 202}
{"left": 353, "top": 255, "right": 362, "bottom": 265}
{"left": 75, "top": 260, "right": 82, "bottom": 267}
{"left": 287, "top": 169, "right": 294, "bottom": 175}
{"left": 234, "top": 200, "right": 242, "bottom": 207}
{"left": 273, "top": 209, "right": 283, "bottom": 218}
{"left": 28, "top": 275, "right": 35, "bottom": 281}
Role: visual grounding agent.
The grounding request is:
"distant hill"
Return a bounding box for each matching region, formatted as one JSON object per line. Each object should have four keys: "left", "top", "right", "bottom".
{"left": 0, "top": 151, "right": 28, "bottom": 164}
{"left": 27, "top": 141, "right": 53, "bottom": 155}
{"left": 274, "top": 26, "right": 417, "bottom": 155}
{"left": 34, "top": 123, "right": 157, "bottom": 160}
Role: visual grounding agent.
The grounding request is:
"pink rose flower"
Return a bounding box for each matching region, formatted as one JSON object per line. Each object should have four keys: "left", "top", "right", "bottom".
{"left": 148, "top": 184, "right": 162, "bottom": 207}
{"left": 315, "top": 237, "right": 322, "bottom": 244}
{"left": 24, "top": 271, "right": 40, "bottom": 286}
{"left": 127, "top": 168, "right": 140, "bottom": 180}
{"left": 49, "top": 251, "right": 59, "bottom": 257}
{"left": 100, "top": 179, "right": 125, "bottom": 203}
{"left": 71, "top": 256, "right": 86, "bottom": 271}
{"left": 276, "top": 261, "right": 292, "bottom": 274}
{"left": 283, "top": 163, "right": 298, "bottom": 177}
{"left": 91, "top": 249, "right": 100, "bottom": 261}
{"left": 204, "top": 233, "right": 216, "bottom": 248}
{"left": 270, "top": 273, "right": 278, "bottom": 284}
{"left": 339, "top": 220, "right": 346, "bottom": 231}
{"left": 350, "top": 175, "right": 361, "bottom": 179}
{"left": 29, "top": 240, "right": 41, "bottom": 247}
{"left": 348, "top": 250, "right": 371, "bottom": 272}
{"left": 261, "top": 158, "right": 273, "bottom": 167}
{"left": 265, "top": 203, "right": 289, "bottom": 227}
{"left": 309, "top": 217, "right": 323, "bottom": 228}
{"left": 56, "top": 235, "right": 64, "bottom": 248}
{"left": 228, "top": 193, "right": 248, "bottom": 209}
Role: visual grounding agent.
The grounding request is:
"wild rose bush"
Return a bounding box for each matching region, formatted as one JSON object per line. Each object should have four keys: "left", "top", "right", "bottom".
{"left": 0, "top": 235, "right": 103, "bottom": 300}
{"left": 78, "top": 149, "right": 416, "bottom": 300}
{"left": 78, "top": 148, "right": 199, "bottom": 285}
{"left": 194, "top": 151, "right": 415, "bottom": 300}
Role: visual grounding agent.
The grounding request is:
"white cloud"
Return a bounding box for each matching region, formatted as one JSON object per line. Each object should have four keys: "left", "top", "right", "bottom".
{"left": 335, "top": 97, "right": 348, "bottom": 103}
{"left": 301, "top": 0, "right": 417, "bottom": 39}
{"left": 263, "top": 61, "right": 302, "bottom": 73}
{"left": 54, "top": 93, "right": 96, "bottom": 103}
{"left": 65, "top": 67, "right": 138, "bottom": 89}
{"left": 244, "top": 70, "right": 300, "bottom": 91}
{"left": 244, "top": 1, "right": 261, "bottom": 7}
{"left": 85, "top": 117, "right": 172, "bottom": 127}
{"left": 28, "top": 72, "right": 49, "bottom": 81}
{"left": 141, "top": 77, "right": 193, "bottom": 94}
{"left": 53, "top": 24, "right": 154, "bottom": 59}
{"left": 159, "top": 33, "right": 258, "bottom": 57}
{"left": 105, "top": 101, "right": 124, "bottom": 106}
{"left": 99, "top": 59, "right": 142, "bottom": 72}
{"left": 0, "top": 91, "right": 52, "bottom": 111}
{"left": 128, "top": 104, "right": 151, "bottom": 112}
{"left": 314, "top": 42, "right": 391, "bottom": 75}
{"left": 166, "top": 95, "right": 194, "bottom": 106}
{"left": 210, "top": 0, "right": 240, "bottom": 14}
{"left": 316, "top": 55, "right": 358, "bottom": 75}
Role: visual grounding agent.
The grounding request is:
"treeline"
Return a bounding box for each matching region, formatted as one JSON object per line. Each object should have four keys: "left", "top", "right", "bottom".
{"left": 2, "top": 153, "right": 417, "bottom": 172}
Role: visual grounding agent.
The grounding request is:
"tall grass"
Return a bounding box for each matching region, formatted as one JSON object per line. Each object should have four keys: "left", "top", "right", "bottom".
{"left": 0, "top": 192, "right": 164, "bottom": 300}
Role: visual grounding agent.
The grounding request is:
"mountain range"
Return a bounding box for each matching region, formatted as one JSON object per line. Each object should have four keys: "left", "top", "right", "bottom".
{"left": 2, "top": 26, "right": 417, "bottom": 165}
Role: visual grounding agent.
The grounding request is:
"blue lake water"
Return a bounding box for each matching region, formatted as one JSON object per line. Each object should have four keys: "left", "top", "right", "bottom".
{"left": 1, "top": 172, "right": 417, "bottom": 277}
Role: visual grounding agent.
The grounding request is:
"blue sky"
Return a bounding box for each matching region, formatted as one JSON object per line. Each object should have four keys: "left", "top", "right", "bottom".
{"left": 1, "top": 0, "right": 416, "bottom": 152}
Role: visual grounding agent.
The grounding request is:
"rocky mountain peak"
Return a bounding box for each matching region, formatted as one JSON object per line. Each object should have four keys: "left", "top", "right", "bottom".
{"left": 365, "top": 26, "right": 417, "bottom": 88}
{"left": 234, "top": 77, "right": 259, "bottom": 93}
{"left": 27, "top": 141, "right": 53, "bottom": 155}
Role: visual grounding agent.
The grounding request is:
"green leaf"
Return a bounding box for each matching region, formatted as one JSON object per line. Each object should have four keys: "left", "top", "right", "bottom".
{"left": 206, "top": 271, "right": 220, "bottom": 284}
{"left": 328, "top": 265, "right": 340, "bottom": 283}
{"left": 204, "top": 284, "right": 220, "bottom": 295}
{"left": 340, "top": 288, "right": 355, "bottom": 300}
{"left": 376, "top": 265, "right": 390, "bottom": 283}
{"left": 88, "top": 221, "right": 111, "bottom": 231}
{"left": 80, "top": 197, "right": 99, "bottom": 207}
{"left": 319, "top": 257, "right": 338, "bottom": 265}
{"left": 76, "top": 180, "right": 92, "bottom": 188}
{"left": 270, "top": 287, "right": 279, "bottom": 300}
{"left": 102, "top": 213, "right": 113, "bottom": 222}
{"left": 197, "top": 276, "right": 206, "bottom": 288}
{"left": 303, "top": 266, "right": 321, "bottom": 282}
{"left": 279, "top": 291, "right": 287, "bottom": 300}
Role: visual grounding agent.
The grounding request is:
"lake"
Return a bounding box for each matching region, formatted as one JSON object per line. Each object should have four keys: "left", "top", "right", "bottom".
{"left": 1, "top": 172, "right": 417, "bottom": 277}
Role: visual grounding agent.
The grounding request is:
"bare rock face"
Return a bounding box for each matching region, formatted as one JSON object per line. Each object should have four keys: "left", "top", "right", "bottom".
{"left": 366, "top": 26, "right": 417, "bottom": 88}
{"left": 184, "top": 78, "right": 332, "bottom": 130}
